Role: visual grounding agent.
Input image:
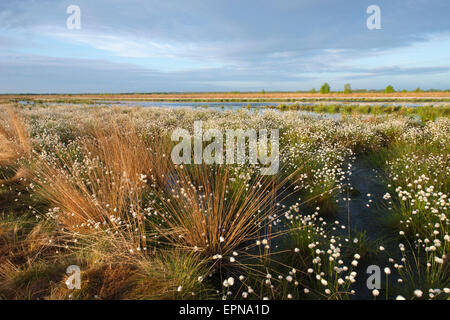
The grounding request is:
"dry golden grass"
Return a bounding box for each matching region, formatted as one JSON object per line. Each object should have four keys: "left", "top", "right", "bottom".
{"left": 82, "top": 118, "right": 171, "bottom": 189}
{"left": 0, "top": 218, "right": 60, "bottom": 299}
{"left": 30, "top": 117, "right": 170, "bottom": 238}
{"left": 0, "top": 105, "right": 31, "bottom": 167}
{"left": 149, "top": 164, "right": 286, "bottom": 258}
{"left": 48, "top": 261, "right": 138, "bottom": 300}
{"left": 33, "top": 155, "right": 142, "bottom": 233}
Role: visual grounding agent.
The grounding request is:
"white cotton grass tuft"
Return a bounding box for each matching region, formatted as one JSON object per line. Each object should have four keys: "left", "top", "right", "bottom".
{"left": 223, "top": 277, "right": 235, "bottom": 287}
{"left": 414, "top": 290, "right": 423, "bottom": 298}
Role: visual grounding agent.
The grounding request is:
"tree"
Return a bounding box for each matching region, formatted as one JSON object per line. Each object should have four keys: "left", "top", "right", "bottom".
{"left": 320, "top": 82, "right": 330, "bottom": 94}
{"left": 344, "top": 83, "right": 352, "bottom": 94}
{"left": 414, "top": 88, "right": 422, "bottom": 93}
{"left": 310, "top": 88, "right": 317, "bottom": 93}
{"left": 385, "top": 85, "right": 395, "bottom": 93}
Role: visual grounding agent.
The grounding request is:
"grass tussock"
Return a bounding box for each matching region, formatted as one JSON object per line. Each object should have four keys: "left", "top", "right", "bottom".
{"left": 148, "top": 164, "right": 282, "bottom": 258}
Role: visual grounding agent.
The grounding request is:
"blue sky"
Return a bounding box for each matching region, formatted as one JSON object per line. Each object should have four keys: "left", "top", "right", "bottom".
{"left": 0, "top": 0, "right": 449, "bottom": 93}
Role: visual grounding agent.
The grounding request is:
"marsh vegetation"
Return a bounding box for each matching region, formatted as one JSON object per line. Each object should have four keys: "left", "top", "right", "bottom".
{"left": 0, "top": 103, "right": 448, "bottom": 300}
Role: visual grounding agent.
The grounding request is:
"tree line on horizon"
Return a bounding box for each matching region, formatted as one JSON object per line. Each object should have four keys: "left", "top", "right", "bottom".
{"left": 2, "top": 86, "right": 450, "bottom": 96}
{"left": 305, "top": 83, "right": 442, "bottom": 94}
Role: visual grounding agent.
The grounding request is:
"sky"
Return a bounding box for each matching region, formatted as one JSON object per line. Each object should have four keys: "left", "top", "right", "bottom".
{"left": 0, "top": 0, "right": 449, "bottom": 93}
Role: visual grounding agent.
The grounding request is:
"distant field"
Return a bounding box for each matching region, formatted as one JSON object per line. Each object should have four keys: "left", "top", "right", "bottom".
{"left": 2, "top": 91, "right": 450, "bottom": 103}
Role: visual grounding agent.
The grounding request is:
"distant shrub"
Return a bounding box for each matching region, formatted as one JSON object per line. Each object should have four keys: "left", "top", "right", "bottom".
{"left": 320, "top": 83, "right": 330, "bottom": 94}
{"left": 385, "top": 85, "right": 395, "bottom": 93}
{"left": 344, "top": 83, "right": 352, "bottom": 94}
